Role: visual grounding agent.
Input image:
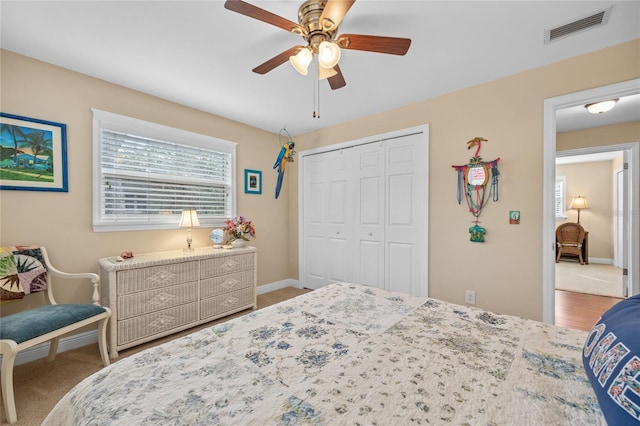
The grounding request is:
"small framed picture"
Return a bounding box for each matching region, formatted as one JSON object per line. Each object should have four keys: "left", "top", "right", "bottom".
{"left": 0, "top": 113, "right": 68, "bottom": 192}
{"left": 244, "top": 169, "right": 262, "bottom": 194}
{"left": 509, "top": 210, "right": 521, "bottom": 224}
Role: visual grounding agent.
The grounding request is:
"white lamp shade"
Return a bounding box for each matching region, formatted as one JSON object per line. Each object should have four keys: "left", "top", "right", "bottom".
{"left": 318, "top": 41, "right": 341, "bottom": 69}
{"left": 569, "top": 196, "right": 588, "bottom": 210}
{"left": 585, "top": 99, "right": 618, "bottom": 114}
{"left": 179, "top": 209, "right": 200, "bottom": 228}
{"left": 289, "top": 48, "right": 312, "bottom": 75}
{"left": 318, "top": 64, "right": 338, "bottom": 80}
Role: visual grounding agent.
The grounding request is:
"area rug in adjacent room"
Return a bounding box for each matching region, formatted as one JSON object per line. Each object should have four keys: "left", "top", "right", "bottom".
{"left": 555, "top": 262, "right": 625, "bottom": 298}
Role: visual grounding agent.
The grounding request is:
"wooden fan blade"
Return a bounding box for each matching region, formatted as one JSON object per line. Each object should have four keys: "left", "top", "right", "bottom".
{"left": 252, "top": 46, "right": 303, "bottom": 74}
{"left": 337, "top": 33, "right": 411, "bottom": 55}
{"left": 319, "top": 0, "right": 355, "bottom": 31}
{"left": 327, "top": 64, "right": 346, "bottom": 90}
{"left": 224, "top": 0, "right": 304, "bottom": 35}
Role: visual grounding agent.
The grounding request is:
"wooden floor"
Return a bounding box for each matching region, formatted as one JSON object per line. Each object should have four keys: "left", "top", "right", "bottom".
{"left": 554, "top": 289, "right": 621, "bottom": 331}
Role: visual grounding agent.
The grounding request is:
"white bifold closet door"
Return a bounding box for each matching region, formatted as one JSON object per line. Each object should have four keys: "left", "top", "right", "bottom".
{"left": 302, "top": 149, "right": 354, "bottom": 289}
{"left": 301, "top": 131, "right": 427, "bottom": 296}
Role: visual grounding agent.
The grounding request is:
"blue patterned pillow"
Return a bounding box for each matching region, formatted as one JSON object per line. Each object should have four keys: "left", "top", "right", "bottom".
{"left": 582, "top": 293, "right": 640, "bottom": 425}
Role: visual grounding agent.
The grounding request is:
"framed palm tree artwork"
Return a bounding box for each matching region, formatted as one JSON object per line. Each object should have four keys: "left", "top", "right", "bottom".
{"left": 0, "top": 113, "right": 68, "bottom": 192}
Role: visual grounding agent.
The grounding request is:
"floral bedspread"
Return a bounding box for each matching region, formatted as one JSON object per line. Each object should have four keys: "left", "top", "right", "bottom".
{"left": 43, "top": 282, "right": 604, "bottom": 425}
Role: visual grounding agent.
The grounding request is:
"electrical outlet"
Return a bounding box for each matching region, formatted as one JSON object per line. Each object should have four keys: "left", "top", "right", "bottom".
{"left": 465, "top": 290, "right": 476, "bottom": 305}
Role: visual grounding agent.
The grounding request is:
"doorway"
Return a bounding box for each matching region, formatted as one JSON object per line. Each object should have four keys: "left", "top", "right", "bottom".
{"left": 542, "top": 78, "right": 640, "bottom": 324}
{"left": 555, "top": 149, "right": 627, "bottom": 301}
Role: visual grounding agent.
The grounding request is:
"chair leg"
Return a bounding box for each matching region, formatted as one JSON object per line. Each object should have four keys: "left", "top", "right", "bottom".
{"left": 47, "top": 336, "right": 60, "bottom": 362}
{"left": 1, "top": 340, "right": 18, "bottom": 424}
{"left": 97, "top": 317, "right": 111, "bottom": 367}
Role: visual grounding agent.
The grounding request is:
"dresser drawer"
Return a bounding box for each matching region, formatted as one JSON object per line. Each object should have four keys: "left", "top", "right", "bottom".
{"left": 200, "top": 288, "right": 254, "bottom": 320}
{"left": 117, "top": 281, "right": 198, "bottom": 320}
{"left": 116, "top": 261, "right": 198, "bottom": 294}
{"left": 117, "top": 302, "right": 199, "bottom": 346}
{"left": 200, "top": 253, "right": 254, "bottom": 279}
{"left": 200, "top": 270, "right": 254, "bottom": 299}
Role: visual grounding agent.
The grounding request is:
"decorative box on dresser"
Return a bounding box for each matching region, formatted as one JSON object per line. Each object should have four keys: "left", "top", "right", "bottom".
{"left": 98, "top": 246, "right": 257, "bottom": 359}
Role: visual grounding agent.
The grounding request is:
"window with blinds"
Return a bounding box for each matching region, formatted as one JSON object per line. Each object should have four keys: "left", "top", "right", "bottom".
{"left": 92, "top": 109, "right": 236, "bottom": 232}
{"left": 555, "top": 176, "right": 567, "bottom": 219}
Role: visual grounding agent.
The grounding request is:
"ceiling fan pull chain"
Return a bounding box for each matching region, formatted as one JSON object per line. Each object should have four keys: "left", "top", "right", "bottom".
{"left": 313, "top": 58, "right": 320, "bottom": 118}
{"left": 316, "top": 73, "right": 321, "bottom": 118}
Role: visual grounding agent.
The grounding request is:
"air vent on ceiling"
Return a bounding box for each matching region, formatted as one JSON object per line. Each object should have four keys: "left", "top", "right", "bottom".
{"left": 544, "top": 6, "right": 612, "bottom": 44}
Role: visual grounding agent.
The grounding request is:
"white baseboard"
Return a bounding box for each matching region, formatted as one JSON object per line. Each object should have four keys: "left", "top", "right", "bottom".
{"left": 257, "top": 279, "right": 300, "bottom": 294}
{"left": 589, "top": 258, "right": 613, "bottom": 265}
{"left": 11, "top": 279, "right": 301, "bottom": 366}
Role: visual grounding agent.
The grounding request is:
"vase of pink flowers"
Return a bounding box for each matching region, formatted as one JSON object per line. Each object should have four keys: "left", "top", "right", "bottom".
{"left": 224, "top": 216, "right": 256, "bottom": 247}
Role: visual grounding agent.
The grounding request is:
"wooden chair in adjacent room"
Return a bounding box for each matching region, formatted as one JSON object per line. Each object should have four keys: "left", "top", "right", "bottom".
{"left": 556, "top": 222, "right": 586, "bottom": 265}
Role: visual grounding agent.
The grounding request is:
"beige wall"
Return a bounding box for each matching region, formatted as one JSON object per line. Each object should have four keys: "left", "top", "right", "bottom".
{"left": 556, "top": 160, "right": 617, "bottom": 259}
{"left": 2, "top": 39, "right": 639, "bottom": 323}
{"left": 557, "top": 121, "right": 640, "bottom": 151}
{"left": 0, "top": 49, "right": 291, "bottom": 316}
{"left": 290, "top": 39, "right": 639, "bottom": 321}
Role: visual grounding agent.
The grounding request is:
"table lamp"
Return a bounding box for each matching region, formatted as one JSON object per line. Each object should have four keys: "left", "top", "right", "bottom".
{"left": 179, "top": 209, "right": 200, "bottom": 251}
{"left": 569, "top": 196, "right": 588, "bottom": 224}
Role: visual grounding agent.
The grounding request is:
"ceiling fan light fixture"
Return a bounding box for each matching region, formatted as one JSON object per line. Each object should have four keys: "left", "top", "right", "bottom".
{"left": 585, "top": 98, "right": 618, "bottom": 114}
{"left": 289, "top": 47, "right": 313, "bottom": 75}
{"left": 318, "top": 41, "right": 341, "bottom": 69}
{"left": 318, "top": 64, "right": 337, "bottom": 80}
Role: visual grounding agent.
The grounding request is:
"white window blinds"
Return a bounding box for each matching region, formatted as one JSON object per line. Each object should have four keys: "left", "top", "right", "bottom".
{"left": 93, "top": 109, "right": 236, "bottom": 232}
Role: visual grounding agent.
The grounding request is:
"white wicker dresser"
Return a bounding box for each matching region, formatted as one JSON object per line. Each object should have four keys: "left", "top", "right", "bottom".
{"left": 98, "top": 246, "right": 257, "bottom": 359}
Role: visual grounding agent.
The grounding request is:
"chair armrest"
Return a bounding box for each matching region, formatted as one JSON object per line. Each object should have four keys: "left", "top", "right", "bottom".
{"left": 40, "top": 248, "right": 102, "bottom": 306}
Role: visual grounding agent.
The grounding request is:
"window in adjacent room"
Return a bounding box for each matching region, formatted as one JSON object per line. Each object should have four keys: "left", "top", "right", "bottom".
{"left": 555, "top": 176, "right": 567, "bottom": 220}
{"left": 92, "top": 109, "right": 236, "bottom": 232}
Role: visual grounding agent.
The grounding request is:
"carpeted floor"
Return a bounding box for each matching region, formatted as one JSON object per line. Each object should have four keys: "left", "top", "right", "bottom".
{"left": 555, "top": 261, "right": 625, "bottom": 298}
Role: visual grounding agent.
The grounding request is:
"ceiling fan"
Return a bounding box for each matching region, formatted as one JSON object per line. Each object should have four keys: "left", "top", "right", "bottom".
{"left": 224, "top": 0, "right": 412, "bottom": 90}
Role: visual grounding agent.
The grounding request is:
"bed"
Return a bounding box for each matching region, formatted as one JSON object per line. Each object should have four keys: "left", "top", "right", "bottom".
{"left": 43, "top": 282, "right": 607, "bottom": 425}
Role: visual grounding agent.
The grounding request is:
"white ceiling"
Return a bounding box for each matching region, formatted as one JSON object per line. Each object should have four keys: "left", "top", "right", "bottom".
{"left": 1, "top": 1, "right": 639, "bottom": 137}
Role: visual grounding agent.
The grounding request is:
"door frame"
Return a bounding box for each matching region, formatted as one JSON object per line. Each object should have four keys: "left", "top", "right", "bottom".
{"left": 614, "top": 167, "right": 624, "bottom": 270}
{"left": 543, "top": 79, "right": 640, "bottom": 324}
{"left": 297, "top": 124, "right": 430, "bottom": 293}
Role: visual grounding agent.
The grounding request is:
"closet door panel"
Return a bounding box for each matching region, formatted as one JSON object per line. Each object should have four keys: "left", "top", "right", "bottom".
{"left": 353, "top": 143, "right": 385, "bottom": 288}
{"left": 359, "top": 240, "right": 384, "bottom": 288}
{"left": 304, "top": 236, "right": 325, "bottom": 286}
{"left": 388, "top": 174, "right": 413, "bottom": 226}
{"left": 302, "top": 154, "right": 329, "bottom": 289}
{"left": 302, "top": 150, "right": 354, "bottom": 289}
{"left": 326, "top": 151, "right": 353, "bottom": 284}
{"left": 387, "top": 242, "right": 414, "bottom": 295}
{"left": 386, "top": 134, "right": 427, "bottom": 296}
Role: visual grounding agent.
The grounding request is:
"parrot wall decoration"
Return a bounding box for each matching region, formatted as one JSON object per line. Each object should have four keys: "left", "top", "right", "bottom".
{"left": 273, "top": 128, "right": 296, "bottom": 199}
{"left": 452, "top": 137, "right": 500, "bottom": 242}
